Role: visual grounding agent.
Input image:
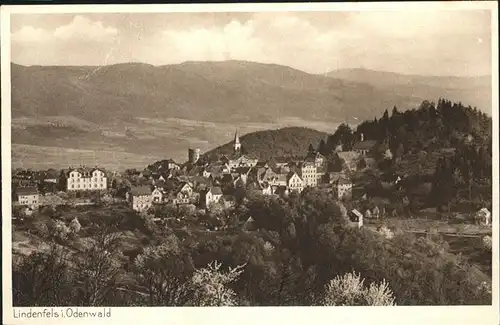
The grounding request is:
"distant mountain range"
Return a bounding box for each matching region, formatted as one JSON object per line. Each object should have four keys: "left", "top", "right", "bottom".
{"left": 11, "top": 60, "right": 491, "bottom": 124}
{"left": 8, "top": 60, "right": 492, "bottom": 169}
{"left": 326, "top": 68, "right": 491, "bottom": 116}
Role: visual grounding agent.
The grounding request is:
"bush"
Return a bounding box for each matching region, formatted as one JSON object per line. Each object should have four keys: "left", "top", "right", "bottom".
{"left": 188, "top": 261, "right": 246, "bottom": 306}
{"left": 69, "top": 218, "right": 82, "bottom": 234}
{"left": 482, "top": 236, "right": 492, "bottom": 251}
{"left": 321, "top": 272, "right": 396, "bottom": 306}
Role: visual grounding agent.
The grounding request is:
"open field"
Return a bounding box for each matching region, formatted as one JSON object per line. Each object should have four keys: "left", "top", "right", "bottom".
{"left": 11, "top": 116, "right": 339, "bottom": 170}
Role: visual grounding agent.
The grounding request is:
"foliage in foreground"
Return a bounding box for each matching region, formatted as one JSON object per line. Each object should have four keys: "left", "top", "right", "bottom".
{"left": 12, "top": 190, "right": 491, "bottom": 307}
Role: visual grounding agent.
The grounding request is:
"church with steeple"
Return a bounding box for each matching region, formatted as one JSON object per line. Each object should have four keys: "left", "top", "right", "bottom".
{"left": 223, "top": 128, "right": 259, "bottom": 169}
{"left": 233, "top": 129, "right": 241, "bottom": 152}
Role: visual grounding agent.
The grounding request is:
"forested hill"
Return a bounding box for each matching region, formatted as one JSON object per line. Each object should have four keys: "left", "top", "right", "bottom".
{"left": 319, "top": 99, "right": 491, "bottom": 155}
{"left": 317, "top": 98, "right": 492, "bottom": 211}
{"left": 203, "top": 127, "right": 329, "bottom": 160}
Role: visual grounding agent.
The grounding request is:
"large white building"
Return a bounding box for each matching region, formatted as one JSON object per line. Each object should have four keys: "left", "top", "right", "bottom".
{"left": 299, "top": 161, "right": 317, "bottom": 187}
{"left": 67, "top": 167, "right": 107, "bottom": 191}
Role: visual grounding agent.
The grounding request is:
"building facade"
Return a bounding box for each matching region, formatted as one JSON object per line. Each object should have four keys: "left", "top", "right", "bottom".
{"left": 300, "top": 161, "right": 317, "bottom": 187}
{"left": 287, "top": 172, "right": 304, "bottom": 193}
{"left": 128, "top": 186, "right": 153, "bottom": 212}
{"left": 17, "top": 187, "right": 40, "bottom": 207}
{"left": 333, "top": 177, "right": 353, "bottom": 199}
{"left": 203, "top": 187, "right": 223, "bottom": 207}
{"left": 67, "top": 168, "right": 107, "bottom": 191}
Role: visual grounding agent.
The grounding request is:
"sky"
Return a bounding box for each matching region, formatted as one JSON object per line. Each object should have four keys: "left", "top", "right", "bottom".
{"left": 9, "top": 9, "right": 493, "bottom": 76}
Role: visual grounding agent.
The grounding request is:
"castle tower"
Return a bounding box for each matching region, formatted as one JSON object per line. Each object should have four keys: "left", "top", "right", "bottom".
{"left": 188, "top": 148, "right": 200, "bottom": 164}
{"left": 234, "top": 129, "right": 241, "bottom": 152}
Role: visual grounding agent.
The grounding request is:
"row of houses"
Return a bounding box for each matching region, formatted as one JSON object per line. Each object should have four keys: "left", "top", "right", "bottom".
{"left": 126, "top": 182, "right": 227, "bottom": 212}
{"left": 125, "top": 130, "right": 357, "bottom": 212}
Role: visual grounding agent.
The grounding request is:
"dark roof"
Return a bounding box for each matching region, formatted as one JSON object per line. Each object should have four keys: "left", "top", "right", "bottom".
{"left": 234, "top": 167, "right": 252, "bottom": 175}
{"left": 130, "top": 186, "right": 151, "bottom": 196}
{"left": 287, "top": 171, "right": 301, "bottom": 181}
{"left": 298, "top": 160, "right": 315, "bottom": 168}
{"left": 67, "top": 167, "right": 105, "bottom": 177}
{"left": 274, "top": 157, "right": 290, "bottom": 164}
{"left": 334, "top": 177, "right": 352, "bottom": 185}
{"left": 255, "top": 161, "right": 268, "bottom": 168}
{"left": 209, "top": 187, "right": 223, "bottom": 195}
{"left": 17, "top": 187, "right": 38, "bottom": 195}
{"left": 353, "top": 140, "right": 377, "bottom": 150}
{"left": 176, "top": 182, "right": 192, "bottom": 193}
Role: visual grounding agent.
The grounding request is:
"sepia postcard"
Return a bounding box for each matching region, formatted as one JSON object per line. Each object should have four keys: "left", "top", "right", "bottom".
{"left": 1, "top": 2, "right": 499, "bottom": 325}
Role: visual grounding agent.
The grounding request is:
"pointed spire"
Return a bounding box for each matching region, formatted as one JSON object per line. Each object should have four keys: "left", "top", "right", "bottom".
{"left": 234, "top": 128, "right": 240, "bottom": 144}
{"left": 234, "top": 128, "right": 241, "bottom": 152}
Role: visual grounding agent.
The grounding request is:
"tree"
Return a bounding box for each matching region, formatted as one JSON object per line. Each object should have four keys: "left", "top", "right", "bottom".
{"left": 321, "top": 272, "right": 395, "bottom": 306}
{"left": 57, "top": 170, "right": 67, "bottom": 192}
{"left": 133, "top": 237, "right": 192, "bottom": 306}
{"left": 317, "top": 139, "right": 328, "bottom": 155}
{"left": 73, "top": 231, "right": 123, "bottom": 306}
{"left": 307, "top": 143, "right": 316, "bottom": 156}
{"left": 12, "top": 244, "right": 73, "bottom": 306}
{"left": 327, "top": 123, "right": 354, "bottom": 152}
{"left": 188, "top": 261, "right": 246, "bottom": 306}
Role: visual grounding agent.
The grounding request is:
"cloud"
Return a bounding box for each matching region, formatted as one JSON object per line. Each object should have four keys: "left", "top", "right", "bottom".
{"left": 11, "top": 16, "right": 118, "bottom": 44}
{"left": 11, "top": 26, "right": 52, "bottom": 43}
{"left": 54, "top": 16, "right": 118, "bottom": 42}
{"left": 10, "top": 11, "right": 491, "bottom": 76}
{"left": 154, "top": 19, "right": 267, "bottom": 63}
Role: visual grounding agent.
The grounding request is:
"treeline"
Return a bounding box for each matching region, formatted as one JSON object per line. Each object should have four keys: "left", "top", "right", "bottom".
{"left": 12, "top": 189, "right": 491, "bottom": 306}
{"left": 318, "top": 99, "right": 492, "bottom": 158}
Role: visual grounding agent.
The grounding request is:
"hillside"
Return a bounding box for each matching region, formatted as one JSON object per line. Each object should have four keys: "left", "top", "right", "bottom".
{"left": 12, "top": 60, "right": 444, "bottom": 124}
{"left": 203, "top": 127, "right": 329, "bottom": 160}
{"left": 10, "top": 61, "right": 492, "bottom": 169}
{"left": 326, "top": 68, "right": 492, "bottom": 116}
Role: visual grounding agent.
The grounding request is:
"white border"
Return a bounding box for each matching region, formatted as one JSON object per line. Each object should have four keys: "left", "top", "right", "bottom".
{"left": 2, "top": 2, "right": 499, "bottom": 325}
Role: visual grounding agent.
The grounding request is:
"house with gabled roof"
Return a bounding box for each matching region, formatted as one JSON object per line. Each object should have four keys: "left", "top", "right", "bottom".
{"left": 152, "top": 187, "right": 165, "bottom": 204}
{"left": 228, "top": 154, "right": 259, "bottom": 170}
{"left": 201, "top": 186, "right": 224, "bottom": 208}
{"left": 349, "top": 209, "right": 364, "bottom": 228}
{"left": 287, "top": 172, "right": 304, "bottom": 193}
{"left": 352, "top": 134, "right": 377, "bottom": 156}
{"left": 336, "top": 151, "right": 361, "bottom": 171}
{"left": 332, "top": 176, "right": 353, "bottom": 200}
{"left": 17, "top": 186, "right": 40, "bottom": 207}
{"left": 128, "top": 186, "right": 153, "bottom": 212}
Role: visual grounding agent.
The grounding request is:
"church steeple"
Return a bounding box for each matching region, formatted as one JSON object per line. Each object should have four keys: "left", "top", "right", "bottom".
{"left": 234, "top": 129, "right": 241, "bottom": 152}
